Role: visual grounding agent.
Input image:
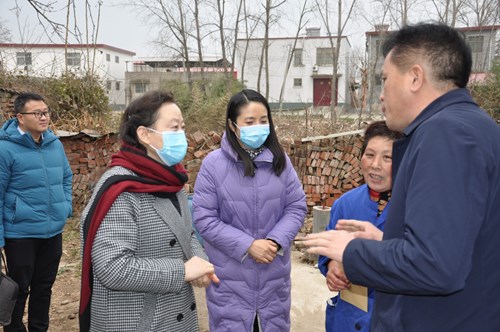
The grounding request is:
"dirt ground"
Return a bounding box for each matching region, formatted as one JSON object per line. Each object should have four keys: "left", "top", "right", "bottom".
{"left": 39, "top": 224, "right": 332, "bottom": 332}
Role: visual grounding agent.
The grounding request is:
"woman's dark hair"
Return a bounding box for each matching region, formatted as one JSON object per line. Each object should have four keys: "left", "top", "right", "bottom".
{"left": 225, "top": 89, "right": 286, "bottom": 177}
{"left": 361, "top": 121, "right": 403, "bottom": 155}
{"left": 119, "top": 90, "right": 175, "bottom": 152}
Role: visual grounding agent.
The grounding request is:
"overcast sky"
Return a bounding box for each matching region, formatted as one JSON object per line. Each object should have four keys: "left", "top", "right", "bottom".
{"left": 0, "top": 0, "right": 382, "bottom": 57}
{"left": 0, "top": 0, "right": 157, "bottom": 56}
{"left": 0, "top": 0, "right": 453, "bottom": 58}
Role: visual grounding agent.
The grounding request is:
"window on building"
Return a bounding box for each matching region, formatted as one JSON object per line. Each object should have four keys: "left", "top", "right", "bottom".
{"left": 468, "top": 35, "right": 484, "bottom": 53}
{"left": 106, "top": 53, "right": 111, "bottom": 61}
{"left": 135, "top": 82, "right": 148, "bottom": 93}
{"left": 106, "top": 80, "right": 112, "bottom": 90}
{"left": 16, "top": 52, "right": 32, "bottom": 66}
{"left": 115, "top": 55, "right": 119, "bottom": 63}
{"left": 66, "top": 53, "right": 81, "bottom": 66}
{"left": 294, "top": 49, "right": 303, "bottom": 66}
{"left": 293, "top": 78, "right": 302, "bottom": 87}
{"left": 115, "top": 81, "right": 121, "bottom": 91}
{"left": 316, "top": 47, "right": 334, "bottom": 66}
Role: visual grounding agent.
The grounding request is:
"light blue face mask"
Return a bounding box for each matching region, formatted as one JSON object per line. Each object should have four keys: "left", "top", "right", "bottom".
{"left": 234, "top": 123, "right": 270, "bottom": 149}
{"left": 147, "top": 128, "right": 188, "bottom": 166}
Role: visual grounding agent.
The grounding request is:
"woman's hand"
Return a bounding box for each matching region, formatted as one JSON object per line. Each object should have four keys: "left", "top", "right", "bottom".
{"left": 248, "top": 239, "right": 278, "bottom": 264}
{"left": 336, "top": 219, "right": 384, "bottom": 241}
{"left": 184, "top": 256, "right": 220, "bottom": 285}
{"left": 190, "top": 275, "right": 212, "bottom": 288}
{"left": 325, "top": 260, "right": 350, "bottom": 292}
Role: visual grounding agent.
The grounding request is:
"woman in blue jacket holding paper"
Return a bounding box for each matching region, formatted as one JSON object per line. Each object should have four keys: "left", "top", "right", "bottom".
{"left": 318, "top": 121, "right": 401, "bottom": 331}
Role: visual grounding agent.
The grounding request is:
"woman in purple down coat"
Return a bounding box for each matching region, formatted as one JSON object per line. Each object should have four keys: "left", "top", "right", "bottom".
{"left": 193, "top": 89, "right": 307, "bottom": 332}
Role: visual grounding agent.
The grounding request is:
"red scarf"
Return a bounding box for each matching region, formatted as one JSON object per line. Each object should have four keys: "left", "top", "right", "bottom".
{"left": 79, "top": 144, "right": 187, "bottom": 331}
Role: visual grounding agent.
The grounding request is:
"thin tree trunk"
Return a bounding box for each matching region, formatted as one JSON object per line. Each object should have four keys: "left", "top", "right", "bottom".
{"left": 278, "top": 0, "right": 309, "bottom": 111}
{"left": 230, "top": 0, "right": 245, "bottom": 90}
{"left": 194, "top": 0, "right": 205, "bottom": 89}
{"left": 216, "top": 0, "right": 230, "bottom": 86}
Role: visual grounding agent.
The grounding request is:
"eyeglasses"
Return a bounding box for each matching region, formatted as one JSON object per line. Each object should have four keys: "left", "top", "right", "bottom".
{"left": 19, "top": 110, "right": 50, "bottom": 119}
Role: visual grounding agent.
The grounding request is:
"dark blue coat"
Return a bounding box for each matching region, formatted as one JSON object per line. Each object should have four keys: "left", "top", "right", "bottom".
{"left": 343, "top": 89, "right": 500, "bottom": 331}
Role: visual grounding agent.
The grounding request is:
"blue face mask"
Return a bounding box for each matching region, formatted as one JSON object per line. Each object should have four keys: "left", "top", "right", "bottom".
{"left": 234, "top": 123, "right": 270, "bottom": 149}
{"left": 147, "top": 128, "right": 188, "bottom": 166}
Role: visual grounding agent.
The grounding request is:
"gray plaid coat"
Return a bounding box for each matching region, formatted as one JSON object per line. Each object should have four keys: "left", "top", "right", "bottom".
{"left": 81, "top": 166, "right": 207, "bottom": 332}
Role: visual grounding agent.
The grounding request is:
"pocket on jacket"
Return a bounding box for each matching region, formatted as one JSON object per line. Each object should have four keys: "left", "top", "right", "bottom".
{"left": 11, "top": 196, "right": 39, "bottom": 224}
{"left": 325, "top": 296, "right": 371, "bottom": 332}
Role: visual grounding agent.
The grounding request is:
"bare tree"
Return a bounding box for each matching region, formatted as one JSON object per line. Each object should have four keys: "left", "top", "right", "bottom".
{"left": 397, "top": 0, "right": 409, "bottom": 26}
{"left": 278, "top": 0, "right": 311, "bottom": 111}
{"left": 360, "top": 0, "right": 391, "bottom": 118}
{"left": 378, "top": 0, "right": 421, "bottom": 28}
{"left": 82, "top": 0, "right": 103, "bottom": 75}
{"left": 124, "top": 0, "right": 195, "bottom": 90}
{"left": 239, "top": 0, "right": 261, "bottom": 85}
{"left": 462, "top": 0, "right": 499, "bottom": 26}
{"left": 430, "top": 0, "right": 466, "bottom": 26}
{"left": 25, "top": 0, "right": 67, "bottom": 42}
{"left": 215, "top": 0, "right": 230, "bottom": 84}
{"left": 315, "top": 0, "right": 357, "bottom": 125}
{"left": 228, "top": 0, "right": 245, "bottom": 90}
{"left": 0, "top": 19, "right": 12, "bottom": 43}
{"left": 256, "top": 0, "right": 286, "bottom": 99}
{"left": 193, "top": 0, "right": 206, "bottom": 85}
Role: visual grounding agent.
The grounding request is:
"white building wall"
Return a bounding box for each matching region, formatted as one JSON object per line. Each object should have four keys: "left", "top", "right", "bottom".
{"left": 235, "top": 36, "right": 351, "bottom": 108}
{"left": 0, "top": 45, "right": 134, "bottom": 108}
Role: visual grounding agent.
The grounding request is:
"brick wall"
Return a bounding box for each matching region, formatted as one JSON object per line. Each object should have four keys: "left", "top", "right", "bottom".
{"left": 1, "top": 85, "right": 363, "bottom": 215}
{"left": 184, "top": 131, "right": 365, "bottom": 213}
{"left": 5, "top": 125, "right": 364, "bottom": 215}
{"left": 60, "top": 133, "right": 120, "bottom": 213}
{"left": 283, "top": 135, "right": 364, "bottom": 211}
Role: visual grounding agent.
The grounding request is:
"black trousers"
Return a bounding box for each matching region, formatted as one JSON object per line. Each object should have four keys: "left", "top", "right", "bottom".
{"left": 3, "top": 234, "right": 62, "bottom": 332}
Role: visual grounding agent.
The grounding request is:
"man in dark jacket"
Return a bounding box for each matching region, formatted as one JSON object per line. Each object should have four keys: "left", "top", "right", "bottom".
{"left": 0, "top": 93, "right": 72, "bottom": 331}
{"left": 302, "top": 23, "right": 500, "bottom": 331}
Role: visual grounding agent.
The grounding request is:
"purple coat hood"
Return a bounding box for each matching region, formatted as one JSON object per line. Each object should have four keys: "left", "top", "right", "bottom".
{"left": 193, "top": 134, "right": 306, "bottom": 331}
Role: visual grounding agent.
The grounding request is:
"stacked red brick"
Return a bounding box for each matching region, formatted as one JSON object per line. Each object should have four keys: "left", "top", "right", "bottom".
{"left": 283, "top": 134, "right": 365, "bottom": 211}
{"left": 184, "top": 131, "right": 222, "bottom": 192}
{"left": 60, "top": 133, "right": 120, "bottom": 213}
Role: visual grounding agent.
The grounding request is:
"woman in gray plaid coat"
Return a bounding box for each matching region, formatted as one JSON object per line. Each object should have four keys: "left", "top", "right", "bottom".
{"left": 80, "top": 91, "right": 219, "bottom": 332}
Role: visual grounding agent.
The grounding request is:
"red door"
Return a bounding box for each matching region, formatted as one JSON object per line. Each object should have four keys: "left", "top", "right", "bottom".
{"left": 313, "top": 78, "right": 338, "bottom": 106}
{"left": 313, "top": 78, "right": 331, "bottom": 106}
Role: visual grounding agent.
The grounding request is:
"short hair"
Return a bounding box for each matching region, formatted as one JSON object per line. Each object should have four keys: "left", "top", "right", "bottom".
{"left": 119, "top": 90, "right": 175, "bottom": 153}
{"left": 361, "top": 121, "right": 403, "bottom": 155}
{"left": 14, "top": 92, "right": 45, "bottom": 114}
{"left": 225, "top": 89, "right": 286, "bottom": 177}
{"left": 382, "top": 23, "right": 472, "bottom": 88}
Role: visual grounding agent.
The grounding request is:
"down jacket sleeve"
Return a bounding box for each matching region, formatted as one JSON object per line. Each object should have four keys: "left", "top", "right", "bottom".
{"left": 192, "top": 157, "right": 256, "bottom": 262}
{"left": 61, "top": 144, "right": 73, "bottom": 218}
{"left": 265, "top": 156, "right": 306, "bottom": 251}
{"left": 0, "top": 148, "right": 10, "bottom": 247}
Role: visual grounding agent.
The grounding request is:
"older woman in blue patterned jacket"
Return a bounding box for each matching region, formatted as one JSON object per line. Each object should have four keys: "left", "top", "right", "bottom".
{"left": 80, "top": 90, "right": 218, "bottom": 332}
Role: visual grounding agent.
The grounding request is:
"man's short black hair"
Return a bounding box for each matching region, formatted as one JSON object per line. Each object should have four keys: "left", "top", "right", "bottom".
{"left": 382, "top": 23, "right": 472, "bottom": 88}
{"left": 14, "top": 92, "right": 45, "bottom": 115}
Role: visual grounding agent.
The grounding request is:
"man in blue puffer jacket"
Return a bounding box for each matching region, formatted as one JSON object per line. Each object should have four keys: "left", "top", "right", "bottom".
{"left": 0, "top": 92, "right": 72, "bottom": 332}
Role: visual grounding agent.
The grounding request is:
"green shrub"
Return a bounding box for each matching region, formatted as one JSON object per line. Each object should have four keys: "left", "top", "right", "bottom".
{"left": 0, "top": 71, "right": 113, "bottom": 132}
{"left": 160, "top": 77, "right": 244, "bottom": 133}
